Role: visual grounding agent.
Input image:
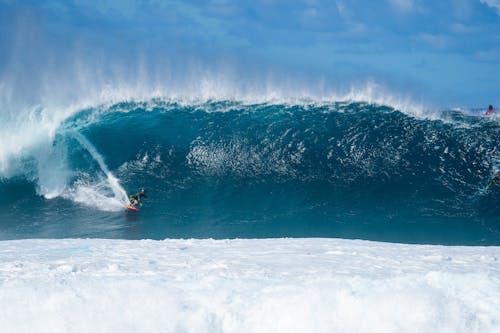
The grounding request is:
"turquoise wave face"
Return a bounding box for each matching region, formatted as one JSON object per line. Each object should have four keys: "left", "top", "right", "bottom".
{"left": 0, "top": 100, "right": 499, "bottom": 243}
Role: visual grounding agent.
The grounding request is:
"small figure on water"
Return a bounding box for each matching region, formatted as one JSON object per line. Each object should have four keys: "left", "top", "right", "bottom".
{"left": 129, "top": 188, "right": 147, "bottom": 207}
{"left": 486, "top": 172, "right": 500, "bottom": 190}
{"left": 485, "top": 105, "right": 495, "bottom": 116}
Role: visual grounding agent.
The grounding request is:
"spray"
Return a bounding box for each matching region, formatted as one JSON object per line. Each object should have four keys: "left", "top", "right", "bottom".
{"left": 70, "top": 131, "right": 129, "bottom": 206}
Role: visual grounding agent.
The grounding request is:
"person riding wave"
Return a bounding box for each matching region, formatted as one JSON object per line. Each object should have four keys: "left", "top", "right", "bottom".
{"left": 129, "top": 189, "right": 147, "bottom": 207}
{"left": 486, "top": 172, "right": 500, "bottom": 190}
{"left": 485, "top": 105, "right": 495, "bottom": 116}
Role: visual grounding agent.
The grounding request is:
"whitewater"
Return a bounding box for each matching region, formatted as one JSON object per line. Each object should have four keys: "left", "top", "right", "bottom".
{"left": 1, "top": 238, "right": 499, "bottom": 333}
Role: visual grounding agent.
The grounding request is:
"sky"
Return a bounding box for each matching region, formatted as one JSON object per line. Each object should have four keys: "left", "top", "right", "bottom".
{"left": 0, "top": 0, "right": 499, "bottom": 107}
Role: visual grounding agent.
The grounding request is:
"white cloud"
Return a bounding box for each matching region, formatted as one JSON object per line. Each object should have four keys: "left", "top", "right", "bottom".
{"left": 336, "top": 1, "right": 346, "bottom": 15}
{"left": 418, "top": 33, "right": 451, "bottom": 50}
{"left": 473, "top": 50, "right": 500, "bottom": 62}
{"left": 480, "top": 0, "right": 500, "bottom": 13}
{"left": 449, "top": 22, "right": 479, "bottom": 34}
{"left": 388, "top": 0, "right": 417, "bottom": 12}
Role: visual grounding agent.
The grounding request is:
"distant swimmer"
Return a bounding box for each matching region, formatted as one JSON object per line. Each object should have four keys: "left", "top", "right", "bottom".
{"left": 486, "top": 172, "right": 500, "bottom": 190}
{"left": 485, "top": 105, "right": 495, "bottom": 116}
{"left": 129, "top": 188, "right": 147, "bottom": 207}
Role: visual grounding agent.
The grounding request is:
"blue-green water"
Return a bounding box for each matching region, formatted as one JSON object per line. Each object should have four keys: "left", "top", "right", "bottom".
{"left": 1, "top": 101, "right": 499, "bottom": 244}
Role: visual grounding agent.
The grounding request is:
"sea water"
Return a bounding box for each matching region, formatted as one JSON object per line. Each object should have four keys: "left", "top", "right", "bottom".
{"left": 0, "top": 100, "right": 498, "bottom": 244}
{"left": 0, "top": 98, "right": 499, "bottom": 332}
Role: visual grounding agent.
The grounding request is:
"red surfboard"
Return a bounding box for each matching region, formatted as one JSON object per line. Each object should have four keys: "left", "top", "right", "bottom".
{"left": 126, "top": 205, "right": 139, "bottom": 212}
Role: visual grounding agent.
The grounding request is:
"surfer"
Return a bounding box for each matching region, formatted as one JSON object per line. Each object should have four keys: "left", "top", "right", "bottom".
{"left": 486, "top": 172, "right": 500, "bottom": 189}
{"left": 485, "top": 105, "right": 494, "bottom": 116}
{"left": 129, "top": 189, "right": 147, "bottom": 207}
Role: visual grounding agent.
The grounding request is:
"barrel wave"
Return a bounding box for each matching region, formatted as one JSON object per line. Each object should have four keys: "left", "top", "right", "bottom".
{"left": 0, "top": 100, "right": 498, "bottom": 243}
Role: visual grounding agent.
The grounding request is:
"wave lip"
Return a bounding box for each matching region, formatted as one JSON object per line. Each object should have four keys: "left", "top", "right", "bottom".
{"left": 0, "top": 238, "right": 499, "bottom": 332}
{"left": 0, "top": 80, "right": 435, "bottom": 175}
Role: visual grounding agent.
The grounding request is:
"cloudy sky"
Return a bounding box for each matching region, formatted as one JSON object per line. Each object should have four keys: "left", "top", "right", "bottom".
{"left": 1, "top": 0, "right": 499, "bottom": 106}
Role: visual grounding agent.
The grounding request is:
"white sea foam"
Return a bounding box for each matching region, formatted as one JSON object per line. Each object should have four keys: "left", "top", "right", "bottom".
{"left": 69, "top": 131, "right": 129, "bottom": 207}
{"left": 63, "top": 179, "right": 127, "bottom": 212}
{"left": 0, "top": 238, "right": 498, "bottom": 333}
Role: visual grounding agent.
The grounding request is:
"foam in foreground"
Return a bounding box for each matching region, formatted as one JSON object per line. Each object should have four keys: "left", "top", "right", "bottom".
{"left": 0, "top": 238, "right": 499, "bottom": 333}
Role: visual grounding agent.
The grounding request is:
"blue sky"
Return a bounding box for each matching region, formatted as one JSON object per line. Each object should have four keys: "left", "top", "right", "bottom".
{"left": 1, "top": 0, "right": 499, "bottom": 106}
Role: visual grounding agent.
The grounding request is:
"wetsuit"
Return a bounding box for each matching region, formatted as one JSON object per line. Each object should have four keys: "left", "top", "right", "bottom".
{"left": 129, "top": 192, "right": 146, "bottom": 205}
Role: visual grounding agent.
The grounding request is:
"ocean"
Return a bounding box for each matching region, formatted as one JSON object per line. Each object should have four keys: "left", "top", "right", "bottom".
{"left": 1, "top": 98, "right": 500, "bottom": 332}
{"left": 0, "top": 99, "right": 498, "bottom": 244}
